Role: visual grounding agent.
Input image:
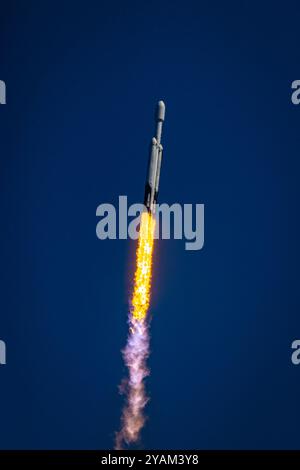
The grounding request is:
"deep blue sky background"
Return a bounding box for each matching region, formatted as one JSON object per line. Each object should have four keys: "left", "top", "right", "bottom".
{"left": 1, "top": 0, "right": 300, "bottom": 449}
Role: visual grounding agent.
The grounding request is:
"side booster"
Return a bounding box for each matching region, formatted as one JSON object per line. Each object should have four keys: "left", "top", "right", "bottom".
{"left": 144, "top": 100, "right": 166, "bottom": 214}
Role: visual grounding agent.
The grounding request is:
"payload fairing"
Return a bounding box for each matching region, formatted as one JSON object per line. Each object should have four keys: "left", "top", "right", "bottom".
{"left": 144, "top": 100, "right": 165, "bottom": 214}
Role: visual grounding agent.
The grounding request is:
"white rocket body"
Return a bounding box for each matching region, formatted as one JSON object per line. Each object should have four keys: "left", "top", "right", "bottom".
{"left": 144, "top": 101, "right": 165, "bottom": 214}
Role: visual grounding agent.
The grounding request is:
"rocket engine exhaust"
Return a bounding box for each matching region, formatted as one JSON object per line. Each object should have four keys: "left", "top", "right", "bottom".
{"left": 115, "top": 212, "right": 155, "bottom": 449}
{"left": 115, "top": 102, "right": 165, "bottom": 449}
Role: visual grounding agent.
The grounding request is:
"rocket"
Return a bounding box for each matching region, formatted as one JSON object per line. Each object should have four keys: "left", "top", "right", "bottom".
{"left": 144, "top": 100, "right": 166, "bottom": 214}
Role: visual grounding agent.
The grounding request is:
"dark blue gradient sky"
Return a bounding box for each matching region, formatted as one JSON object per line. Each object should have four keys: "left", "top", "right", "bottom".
{"left": 1, "top": 0, "right": 300, "bottom": 449}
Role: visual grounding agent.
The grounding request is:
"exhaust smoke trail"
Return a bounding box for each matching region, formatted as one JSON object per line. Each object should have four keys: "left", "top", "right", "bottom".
{"left": 115, "top": 211, "right": 155, "bottom": 449}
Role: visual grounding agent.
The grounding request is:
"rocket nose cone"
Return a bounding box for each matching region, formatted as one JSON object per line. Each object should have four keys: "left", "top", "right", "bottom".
{"left": 157, "top": 100, "right": 165, "bottom": 121}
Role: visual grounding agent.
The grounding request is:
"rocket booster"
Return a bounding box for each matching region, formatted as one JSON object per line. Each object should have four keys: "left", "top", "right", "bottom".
{"left": 144, "top": 101, "right": 165, "bottom": 214}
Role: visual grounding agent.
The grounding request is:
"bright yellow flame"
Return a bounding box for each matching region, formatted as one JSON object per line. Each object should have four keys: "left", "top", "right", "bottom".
{"left": 131, "top": 211, "right": 155, "bottom": 321}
